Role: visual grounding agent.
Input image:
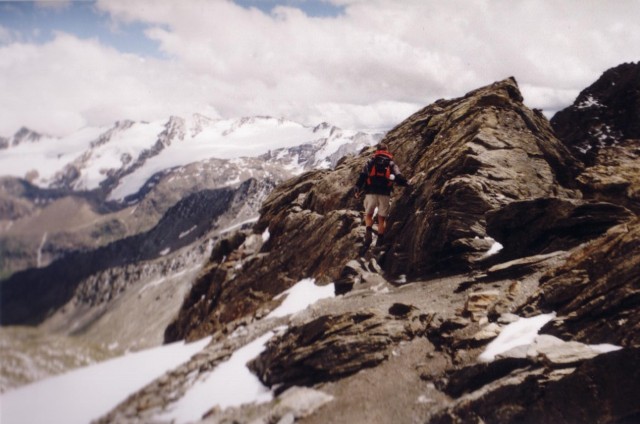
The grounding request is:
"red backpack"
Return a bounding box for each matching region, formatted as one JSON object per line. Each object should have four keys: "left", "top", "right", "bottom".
{"left": 366, "top": 150, "right": 393, "bottom": 188}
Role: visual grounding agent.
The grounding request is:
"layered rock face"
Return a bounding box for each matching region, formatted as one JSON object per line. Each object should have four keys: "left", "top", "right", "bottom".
{"left": 381, "top": 79, "right": 582, "bottom": 274}
{"left": 526, "top": 217, "right": 640, "bottom": 346}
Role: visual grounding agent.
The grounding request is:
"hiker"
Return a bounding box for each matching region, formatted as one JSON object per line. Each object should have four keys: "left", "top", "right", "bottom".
{"left": 354, "top": 143, "right": 408, "bottom": 247}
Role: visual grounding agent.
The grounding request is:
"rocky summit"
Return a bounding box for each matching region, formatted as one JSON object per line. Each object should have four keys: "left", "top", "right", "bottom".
{"left": 3, "top": 63, "right": 640, "bottom": 423}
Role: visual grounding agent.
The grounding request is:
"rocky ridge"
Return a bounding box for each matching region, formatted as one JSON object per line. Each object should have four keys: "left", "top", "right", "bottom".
{"left": 94, "top": 68, "right": 640, "bottom": 423}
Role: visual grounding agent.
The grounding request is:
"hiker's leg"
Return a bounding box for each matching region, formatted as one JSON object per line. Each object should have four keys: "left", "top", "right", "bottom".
{"left": 377, "top": 215, "right": 386, "bottom": 235}
{"left": 365, "top": 213, "right": 374, "bottom": 228}
{"left": 363, "top": 195, "right": 376, "bottom": 229}
{"left": 376, "top": 195, "right": 391, "bottom": 235}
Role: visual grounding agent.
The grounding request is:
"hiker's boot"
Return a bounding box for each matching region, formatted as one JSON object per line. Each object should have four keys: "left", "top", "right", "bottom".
{"left": 364, "top": 226, "right": 373, "bottom": 246}
{"left": 375, "top": 233, "right": 384, "bottom": 247}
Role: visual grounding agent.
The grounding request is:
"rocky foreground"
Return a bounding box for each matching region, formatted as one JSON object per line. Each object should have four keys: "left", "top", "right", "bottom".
{"left": 90, "top": 63, "right": 640, "bottom": 423}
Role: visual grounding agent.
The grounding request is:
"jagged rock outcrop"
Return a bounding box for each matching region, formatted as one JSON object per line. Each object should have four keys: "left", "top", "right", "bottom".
{"left": 551, "top": 61, "right": 640, "bottom": 163}
{"left": 382, "top": 78, "right": 582, "bottom": 275}
{"left": 523, "top": 218, "right": 640, "bottom": 346}
{"left": 165, "top": 173, "right": 366, "bottom": 341}
{"left": 551, "top": 62, "right": 640, "bottom": 214}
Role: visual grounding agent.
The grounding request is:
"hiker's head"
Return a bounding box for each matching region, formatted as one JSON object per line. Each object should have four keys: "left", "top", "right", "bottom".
{"left": 377, "top": 143, "right": 389, "bottom": 152}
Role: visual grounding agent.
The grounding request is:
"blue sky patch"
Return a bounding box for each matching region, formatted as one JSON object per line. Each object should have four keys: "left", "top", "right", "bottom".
{"left": 0, "top": 1, "right": 165, "bottom": 57}
{"left": 234, "top": 0, "right": 345, "bottom": 18}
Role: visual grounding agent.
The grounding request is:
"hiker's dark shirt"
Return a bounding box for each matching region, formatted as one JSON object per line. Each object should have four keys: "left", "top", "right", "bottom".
{"left": 355, "top": 156, "right": 407, "bottom": 196}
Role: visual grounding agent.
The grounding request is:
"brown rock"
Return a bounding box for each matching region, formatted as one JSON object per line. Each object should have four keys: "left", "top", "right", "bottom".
{"left": 486, "top": 197, "right": 634, "bottom": 260}
{"left": 522, "top": 348, "right": 640, "bottom": 424}
{"left": 524, "top": 218, "right": 640, "bottom": 347}
{"left": 463, "top": 290, "right": 501, "bottom": 321}
{"left": 249, "top": 309, "right": 429, "bottom": 390}
{"left": 577, "top": 138, "right": 640, "bottom": 214}
{"left": 383, "top": 78, "right": 581, "bottom": 276}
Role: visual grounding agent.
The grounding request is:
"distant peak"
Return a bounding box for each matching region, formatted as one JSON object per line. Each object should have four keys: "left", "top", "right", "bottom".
{"left": 12, "top": 127, "right": 43, "bottom": 146}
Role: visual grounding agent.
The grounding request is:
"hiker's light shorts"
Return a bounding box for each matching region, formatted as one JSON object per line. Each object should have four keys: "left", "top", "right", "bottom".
{"left": 364, "top": 194, "right": 391, "bottom": 218}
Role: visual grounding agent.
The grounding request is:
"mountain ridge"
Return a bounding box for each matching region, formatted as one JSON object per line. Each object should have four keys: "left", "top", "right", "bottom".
{"left": 0, "top": 115, "right": 382, "bottom": 277}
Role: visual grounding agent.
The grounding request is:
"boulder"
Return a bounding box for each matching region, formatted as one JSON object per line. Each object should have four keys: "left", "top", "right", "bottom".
{"left": 430, "top": 348, "right": 640, "bottom": 424}
{"left": 523, "top": 218, "right": 640, "bottom": 347}
{"left": 249, "top": 308, "right": 430, "bottom": 391}
{"left": 485, "top": 197, "right": 634, "bottom": 260}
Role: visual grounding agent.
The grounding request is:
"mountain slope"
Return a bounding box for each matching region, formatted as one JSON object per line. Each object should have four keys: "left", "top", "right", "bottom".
{"left": 0, "top": 179, "right": 270, "bottom": 326}
{"left": 0, "top": 115, "right": 380, "bottom": 199}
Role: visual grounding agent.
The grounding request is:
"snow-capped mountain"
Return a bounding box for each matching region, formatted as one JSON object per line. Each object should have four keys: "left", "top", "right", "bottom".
{"left": 0, "top": 115, "right": 382, "bottom": 202}
{"left": 0, "top": 115, "right": 382, "bottom": 277}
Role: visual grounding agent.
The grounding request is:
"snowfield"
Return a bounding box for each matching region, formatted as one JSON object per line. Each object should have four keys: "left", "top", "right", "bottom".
{"left": 0, "top": 337, "right": 211, "bottom": 424}
{"left": 0, "top": 278, "right": 336, "bottom": 424}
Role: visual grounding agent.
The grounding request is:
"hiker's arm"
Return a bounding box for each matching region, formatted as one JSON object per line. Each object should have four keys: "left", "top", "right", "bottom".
{"left": 354, "top": 161, "right": 370, "bottom": 191}
{"left": 392, "top": 163, "right": 409, "bottom": 186}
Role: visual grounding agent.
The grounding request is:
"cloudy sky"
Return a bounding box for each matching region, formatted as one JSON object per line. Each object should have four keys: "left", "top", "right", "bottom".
{"left": 1, "top": 0, "right": 639, "bottom": 136}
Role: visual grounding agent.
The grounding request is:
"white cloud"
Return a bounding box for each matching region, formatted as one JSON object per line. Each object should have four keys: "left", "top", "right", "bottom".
{"left": 1, "top": 0, "right": 640, "bottom": 136}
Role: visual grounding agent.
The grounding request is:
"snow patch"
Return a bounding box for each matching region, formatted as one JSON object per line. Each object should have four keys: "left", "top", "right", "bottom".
{"left": 261, "top": 227, "right": 271, "bottom": 243}
{"left": 179, "top": 225, "right": 197, "bottom": 239}
{"left": 483, "top": 238, "right": 503, "bottom": 257}
{"left": 36, "top": 231, "right": 48, "bottom": 268}
{"left": 267, "top": 278, "right": 335, "bottom": 319}
{"left": 589, "top": 343, "right": 623, "bottom": 354}
{"left": 479, "top": 313, "right": 556, "bottom": 362}
{"left": 219, "top": 216, "right": 260, "bottom": 234}
{"left": 576, "top": 94, "right": 603, "bottom": 109}
{"left": 160, "top": 332, "right": 275, "bottom": 423}
{"left": 0, "top": 337, "right": 211, "bottom": 424}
